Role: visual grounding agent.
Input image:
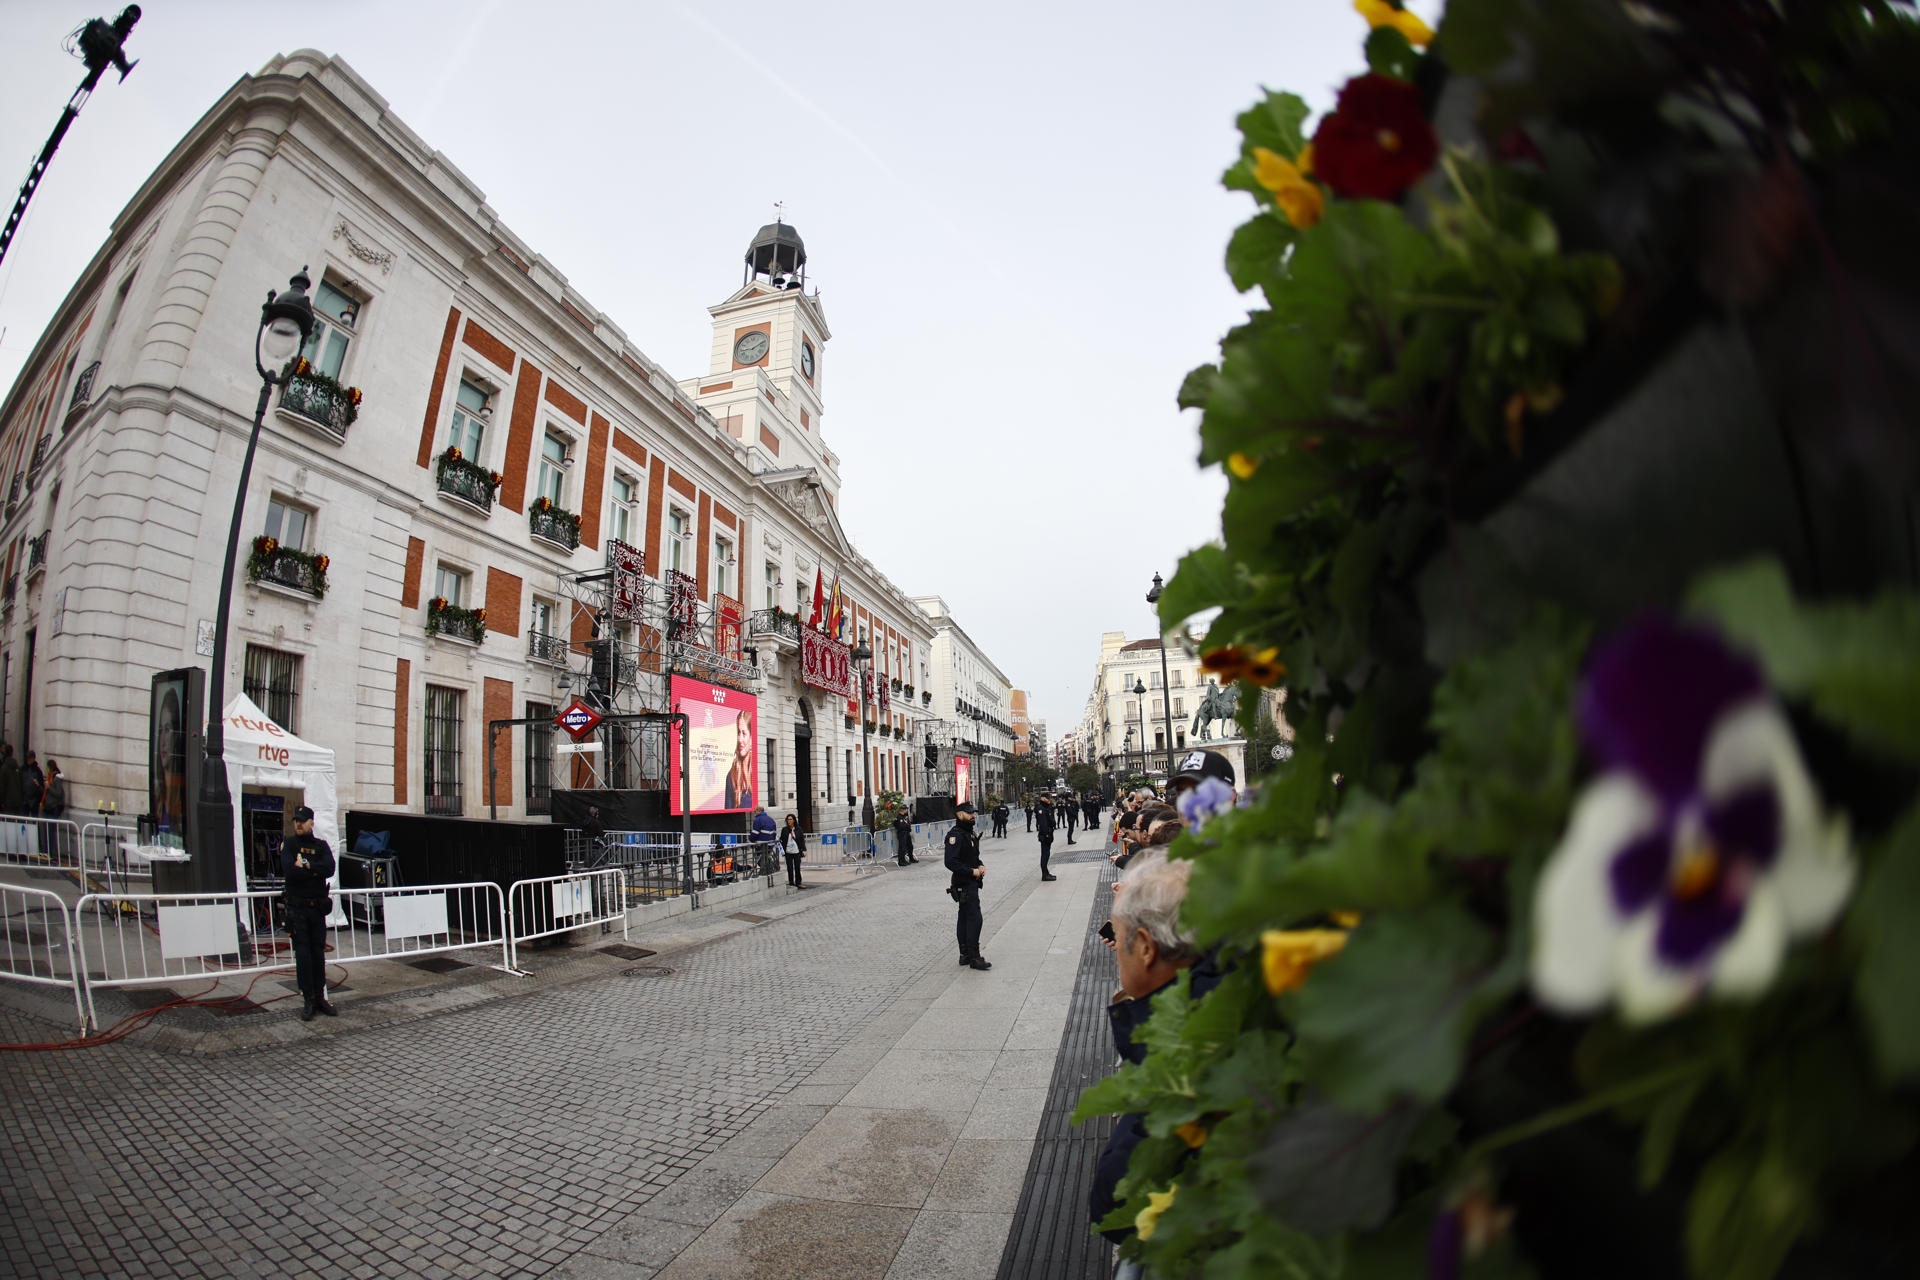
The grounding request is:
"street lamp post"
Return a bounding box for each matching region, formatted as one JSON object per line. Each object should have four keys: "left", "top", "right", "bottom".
{"left": 197, "top": 267, "right": 316, "bottom": 894}
{"left": 971, "top": 709, "right": 985, "bottom": 807}
{"left": 852, "top": 636, "right": 875, "bottom": 831}
{"left": 1146, "top": 573, "right": 1176, "bottom": 780}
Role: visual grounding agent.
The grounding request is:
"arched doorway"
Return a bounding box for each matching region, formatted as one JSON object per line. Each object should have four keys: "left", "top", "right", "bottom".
{"left": 793, "top": 700, "right": 813, "bottom": 833}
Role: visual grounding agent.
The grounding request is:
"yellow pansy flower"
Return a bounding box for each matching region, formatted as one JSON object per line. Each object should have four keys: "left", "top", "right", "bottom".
{"left": 1330, "top": 911, "right": 1362, "bottom": 929}
{"left": 1227, "top": 451, "right": 1259, "bottom": 479}
{"left": 1174, "top": 1122, "right": 1210, "bottom": 1149}
{"left": 1136, "top": 1186, "right": 1178, "bottom": 1240}
{"left": 1261, "top": 928, "right": 1351, "bottom": 995}
{"left": 1249, "top": 147, "right": 1325, "bottom": 230}
{"left": 1355, "top": 0, "right": 1435, "bottom": 47}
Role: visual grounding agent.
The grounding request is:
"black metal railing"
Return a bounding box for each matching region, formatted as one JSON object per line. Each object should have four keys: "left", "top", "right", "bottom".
{"left": 279, "top": 374, "right": 355, "bottom": 439}
{"left": 28, "top": 434, "right": 49, "bottom": 480}
{"left": 256, "top": 548, "right": 323, "bottom": 597}
{"left": 424, "top": 790, "right": 462, "bottom": 816}
{"left": 436, "top": 454, "right": 496, "bottom": 511}
{"left": 430, "top": 608, "right": 485, "bottom": 643}
{"left": 25, "top": 532, "right": 48, "bottom": 578}
{"left": 748, "top": 609, "right": 800, "bottom": 644}
{"left": 67, "top": 361, "right": 99, "bottom": 423}
{"left": 529, "top": 505, "right": 580, "bottom": 550}
{"left": 3, "top": 574, "right": 15, "bottom": 604}
{"left": 528, "top": 631, "right": 568, "bottom": 663}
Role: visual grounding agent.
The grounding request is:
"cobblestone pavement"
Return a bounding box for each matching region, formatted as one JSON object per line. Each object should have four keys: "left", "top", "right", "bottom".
{"left": 0, "top": 832, "right": 1051, "bottom": 1279}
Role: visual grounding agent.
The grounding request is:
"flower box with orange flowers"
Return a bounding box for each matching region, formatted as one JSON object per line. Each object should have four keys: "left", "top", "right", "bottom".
{"left": 246, "top": 534, "right": 330, "bottom": 598}
{"left": 426, "top": 596, "right": 487, "bottom": 643}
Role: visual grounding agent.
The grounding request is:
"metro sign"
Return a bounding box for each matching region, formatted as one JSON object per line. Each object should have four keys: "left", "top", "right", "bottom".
{"left": 555, "top": 699, "right": 602, "bottom": 742}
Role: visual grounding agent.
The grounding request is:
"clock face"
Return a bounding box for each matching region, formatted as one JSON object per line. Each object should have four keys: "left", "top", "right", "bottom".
{"left": 800, "top": 341, "right": 815, "bottom": 379}
{"left": 733, "top": 330, "right": 770, "bottom": 365}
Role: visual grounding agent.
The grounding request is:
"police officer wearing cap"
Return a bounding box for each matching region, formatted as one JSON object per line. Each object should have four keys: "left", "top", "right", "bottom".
{"left": 945, "top": 802, "right": 990, "bottom": 969}
{"left": 281, "top": 805, "right": 337, "bottom": 1021}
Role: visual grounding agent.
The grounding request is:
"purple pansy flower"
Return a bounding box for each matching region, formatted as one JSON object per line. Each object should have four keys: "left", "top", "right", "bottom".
{"left": 1177, "top": 776, "right": 1236, "bottom": 830}
{"left": 1533, "top": 619, "right": 1854, "bottom": 1022}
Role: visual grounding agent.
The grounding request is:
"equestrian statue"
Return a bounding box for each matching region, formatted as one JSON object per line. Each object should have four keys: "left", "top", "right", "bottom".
{"left": 1190, "top": 679, "right": 1241, "bottom": 743}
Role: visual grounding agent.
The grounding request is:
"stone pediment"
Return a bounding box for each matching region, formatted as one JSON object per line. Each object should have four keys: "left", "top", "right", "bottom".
{"left": 762, "top": 473, "right": 850, "bottom": 557}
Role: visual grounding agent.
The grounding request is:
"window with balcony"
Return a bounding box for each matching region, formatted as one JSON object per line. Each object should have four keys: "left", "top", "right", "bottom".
{"left": 764, "top": 561, "right": 781, "bottom": 612}
{"left": 610, "top": 474, "right": 636, "bottom": 546}
{"left": 529, "top": 598, "right": 564, "bottom": 662}
{"left": 298, "top": 278, "right": 361, "bottom": 379}
{"left": 265, "top": 497, "right": 311, "bottom": 551}
{"left": 447, "top": 378, "right": 491, "bottom": 458}
{"left": 428, "top": 564, "right": 484, "bottom": 641}
{"left": 435, "top": 564, "right": 468, "bottom": 608}
{"left": 1173, "top": 696, "right": 1185, "bottom": 716}
{"left": 715, "top": 535, "right": 734, "bottom": 598}
{"left": 424, "top": 685, "right": 464, "bottom": 814}
{"left": 243, "top": 645, "right": 302, "bottom": 734}
{"left": 668, "top": 508, "right": 689, "bottom": 574}
{"left": 536, "top": 430, "right": 568, "bottom": 507}
{"left": 1172, "top": 670, "right": 1185, "bottom": 688}
{"left": 526, "top": 700, "right": 554, "bottom": 815}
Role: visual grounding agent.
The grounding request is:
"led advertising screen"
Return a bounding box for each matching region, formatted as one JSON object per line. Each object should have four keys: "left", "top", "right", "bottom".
{"left": 668, "top": 675, "right": 759, "bottom": 815}
{"left": 955, "top": 756, "right": 972, "bottom": 806}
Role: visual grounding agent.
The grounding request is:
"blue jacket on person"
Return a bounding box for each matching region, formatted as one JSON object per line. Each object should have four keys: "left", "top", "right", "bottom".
{"left": 751, "top": 811, "right": 778, "bottom": 842}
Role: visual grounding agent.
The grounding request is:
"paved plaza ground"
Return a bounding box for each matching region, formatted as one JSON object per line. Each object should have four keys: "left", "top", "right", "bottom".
{"left": 1, "top": 819, "right": 1121, "bottom": 1279}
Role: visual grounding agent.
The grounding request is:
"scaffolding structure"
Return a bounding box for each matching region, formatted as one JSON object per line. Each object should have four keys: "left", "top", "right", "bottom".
{"left": 548, "top": 543, "right": 763, "bottom": 796}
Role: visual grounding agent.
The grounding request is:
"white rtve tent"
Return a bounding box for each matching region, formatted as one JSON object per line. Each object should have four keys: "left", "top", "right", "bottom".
{"left": 220, "top": 694, "right": 344, "bottom": 924}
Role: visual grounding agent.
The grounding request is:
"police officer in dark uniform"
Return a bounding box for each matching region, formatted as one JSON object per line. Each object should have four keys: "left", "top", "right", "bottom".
{"left": 945, "top": 802, "right": 990, "bottom": 970}
{"left": 1061, "top": 792, "right": 1078, "bottom": 844}
{"left": 1035, "top": 797, "right": 1058, "bottom": 881}
{"left": 281, "top": 805, "right": 337, "bottom": 1021}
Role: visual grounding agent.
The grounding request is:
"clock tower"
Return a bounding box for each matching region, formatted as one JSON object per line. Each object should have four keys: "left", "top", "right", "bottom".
{"left": 686, "top": 220, "right": 834, "bottom": 488}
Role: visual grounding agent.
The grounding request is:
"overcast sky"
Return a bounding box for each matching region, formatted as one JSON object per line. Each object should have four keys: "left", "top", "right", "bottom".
{"left": 0, "top": 0, "right": 1436, "bottom": 740}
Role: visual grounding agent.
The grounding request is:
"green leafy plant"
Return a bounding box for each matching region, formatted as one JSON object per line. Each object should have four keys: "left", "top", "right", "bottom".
{"left": 1081, "top": 3, "right": 1920, "bottom": 1277}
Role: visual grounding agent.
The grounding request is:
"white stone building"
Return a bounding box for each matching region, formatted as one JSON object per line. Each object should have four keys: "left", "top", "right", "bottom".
{"left": 909, "top": 596, "right": 1015, "bottom": 803}
{"left": 0, "top": 50, "right": 937, "bottom": 861}
{"left": 1074, "top": 631, "right": 1265, "bottom": 786}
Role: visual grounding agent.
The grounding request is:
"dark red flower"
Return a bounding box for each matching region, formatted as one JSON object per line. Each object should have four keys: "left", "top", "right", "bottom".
{"left": 1311, "top": 73, "right": 1438, "bottom": 201}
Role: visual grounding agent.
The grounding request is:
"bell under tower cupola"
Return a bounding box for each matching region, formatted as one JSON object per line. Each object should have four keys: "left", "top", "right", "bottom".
{"left": 744, "top": 219, "right": 807, "bottom": 290}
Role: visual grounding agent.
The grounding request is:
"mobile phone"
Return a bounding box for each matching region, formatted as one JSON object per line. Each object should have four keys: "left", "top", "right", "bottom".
{"left": 1098, "top": 920, "right": 1115, "bottom": 943}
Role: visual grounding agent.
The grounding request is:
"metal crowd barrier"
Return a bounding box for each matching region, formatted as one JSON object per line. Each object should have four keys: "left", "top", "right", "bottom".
{"left": 72, "top": 889, "right": 288, "bottom": 1030}
{"left": 1, "top": 883, "right": 85, "bottom": 1027}
{"left": 330, "top": 881, "right": 512, "bottom": 975}
{"left": 0, "top": 815, "right": 83, "bottom": 870}
{"left": 71, "top": 881, "right": 513, "bottom": 1030}
{"left": 507, "top": 869, "right": 628, "bottom": 970}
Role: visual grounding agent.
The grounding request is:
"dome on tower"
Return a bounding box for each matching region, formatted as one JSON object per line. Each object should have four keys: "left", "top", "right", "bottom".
{"left": 744, "top": 222, "right": 807, "bottom": 288}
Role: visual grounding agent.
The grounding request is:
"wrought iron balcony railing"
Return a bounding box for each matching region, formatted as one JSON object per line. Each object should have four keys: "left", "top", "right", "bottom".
{"left": 747, "top": 609, "right": 800, "bottom": 646}
{"left": 435, "top": 454, "right": 496, "bottom": 512}
{"left": 528, "top": 631, "right": 568, "bottom": 663}
{"left": 25, "top": 532, "right": 48, "bottom": 579}
{"left": 255, "top": 548, "right": 324, "bottom": 597}
{"left": 3, "top": 574, "right": 15, "bottom": 604}
{"left": 529, "top": 504, "right": 580, "bottom": 550}
{"left": 278, "top": 374, "right": 356, "bottom": 440}
{"left": 66, "top": 361, "right": 99, "bottom": 425}
{"left": 28, "top": 434, "right": 49, "bottom": 480}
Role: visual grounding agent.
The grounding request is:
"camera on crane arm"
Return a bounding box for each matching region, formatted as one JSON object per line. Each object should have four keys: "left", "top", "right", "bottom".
{"left": 74, "top": 7, "right": 141, "bottom": 83}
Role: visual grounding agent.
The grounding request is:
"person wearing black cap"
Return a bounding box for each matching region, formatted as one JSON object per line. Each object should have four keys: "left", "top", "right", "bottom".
{"left": 1171, "top": 748, "right": 1237, "bottom": 800}
{"left": 280, "top": 805, "right": 336, "bottom": 1021}
{"left": 945, "top": 802, "right": 990, "bottom": 969}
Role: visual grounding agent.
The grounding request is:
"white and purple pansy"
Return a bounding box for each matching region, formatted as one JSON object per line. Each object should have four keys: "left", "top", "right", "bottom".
{"left": 1177, "top": 776, "right": 1236, "bottom": 830}
{"left": 1532, "top": 618, "right": 1854, "bottom": 1023}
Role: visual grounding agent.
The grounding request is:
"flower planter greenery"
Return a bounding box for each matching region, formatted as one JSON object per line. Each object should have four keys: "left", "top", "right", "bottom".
{"left": 1078, "top": 5, "right": 1920, "bottom": 1279}
{"left": 528, "top": 496, "right": 581, "bottom": 549}
{"left": 247, "top": 535, "right": 329, "bottom": 598}
{"left": 426, "top": 596, "right": 486, "bottom": 643}
{"left": 435, "top": 446, "right": 501, "bottom": 510}
{"left": 279, "top": 365, "right": 362, "bottom": 436}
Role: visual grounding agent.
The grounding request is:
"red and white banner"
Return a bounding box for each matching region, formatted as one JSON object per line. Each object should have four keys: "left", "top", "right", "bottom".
{"left": 608, "top": 539, "right": 644, "bottom": 622}
{"left": 714, "top": 593, "right": 742, "bottom": 658}
{"left": 801, "top": 628, "right": 853, "bottom": 698}
{"left": 878, "top": 677, "right": 891, "bottom": 716}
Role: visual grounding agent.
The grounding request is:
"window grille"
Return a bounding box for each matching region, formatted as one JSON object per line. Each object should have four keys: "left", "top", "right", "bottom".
{"left": 526, "top": 701, "right": 553, "bottom": 815}
{"left": 424, "top": 685, "right": 464, "bottom": 814}
{"left": 243, "top": 645, "right": 302, "bottom": 733}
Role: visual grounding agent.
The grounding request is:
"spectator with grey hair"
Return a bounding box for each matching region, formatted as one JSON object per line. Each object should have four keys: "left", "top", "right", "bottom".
{"left": 1089, "top": 850, "right": 1222, "bottom": 1246}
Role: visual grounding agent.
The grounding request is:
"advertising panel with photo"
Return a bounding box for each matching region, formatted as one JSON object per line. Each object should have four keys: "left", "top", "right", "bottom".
{"left": 955, "top": 756, "right": 972, "bottom": 806}
{"left": 667, "top": 675, "right": 759, "bottom": 815}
